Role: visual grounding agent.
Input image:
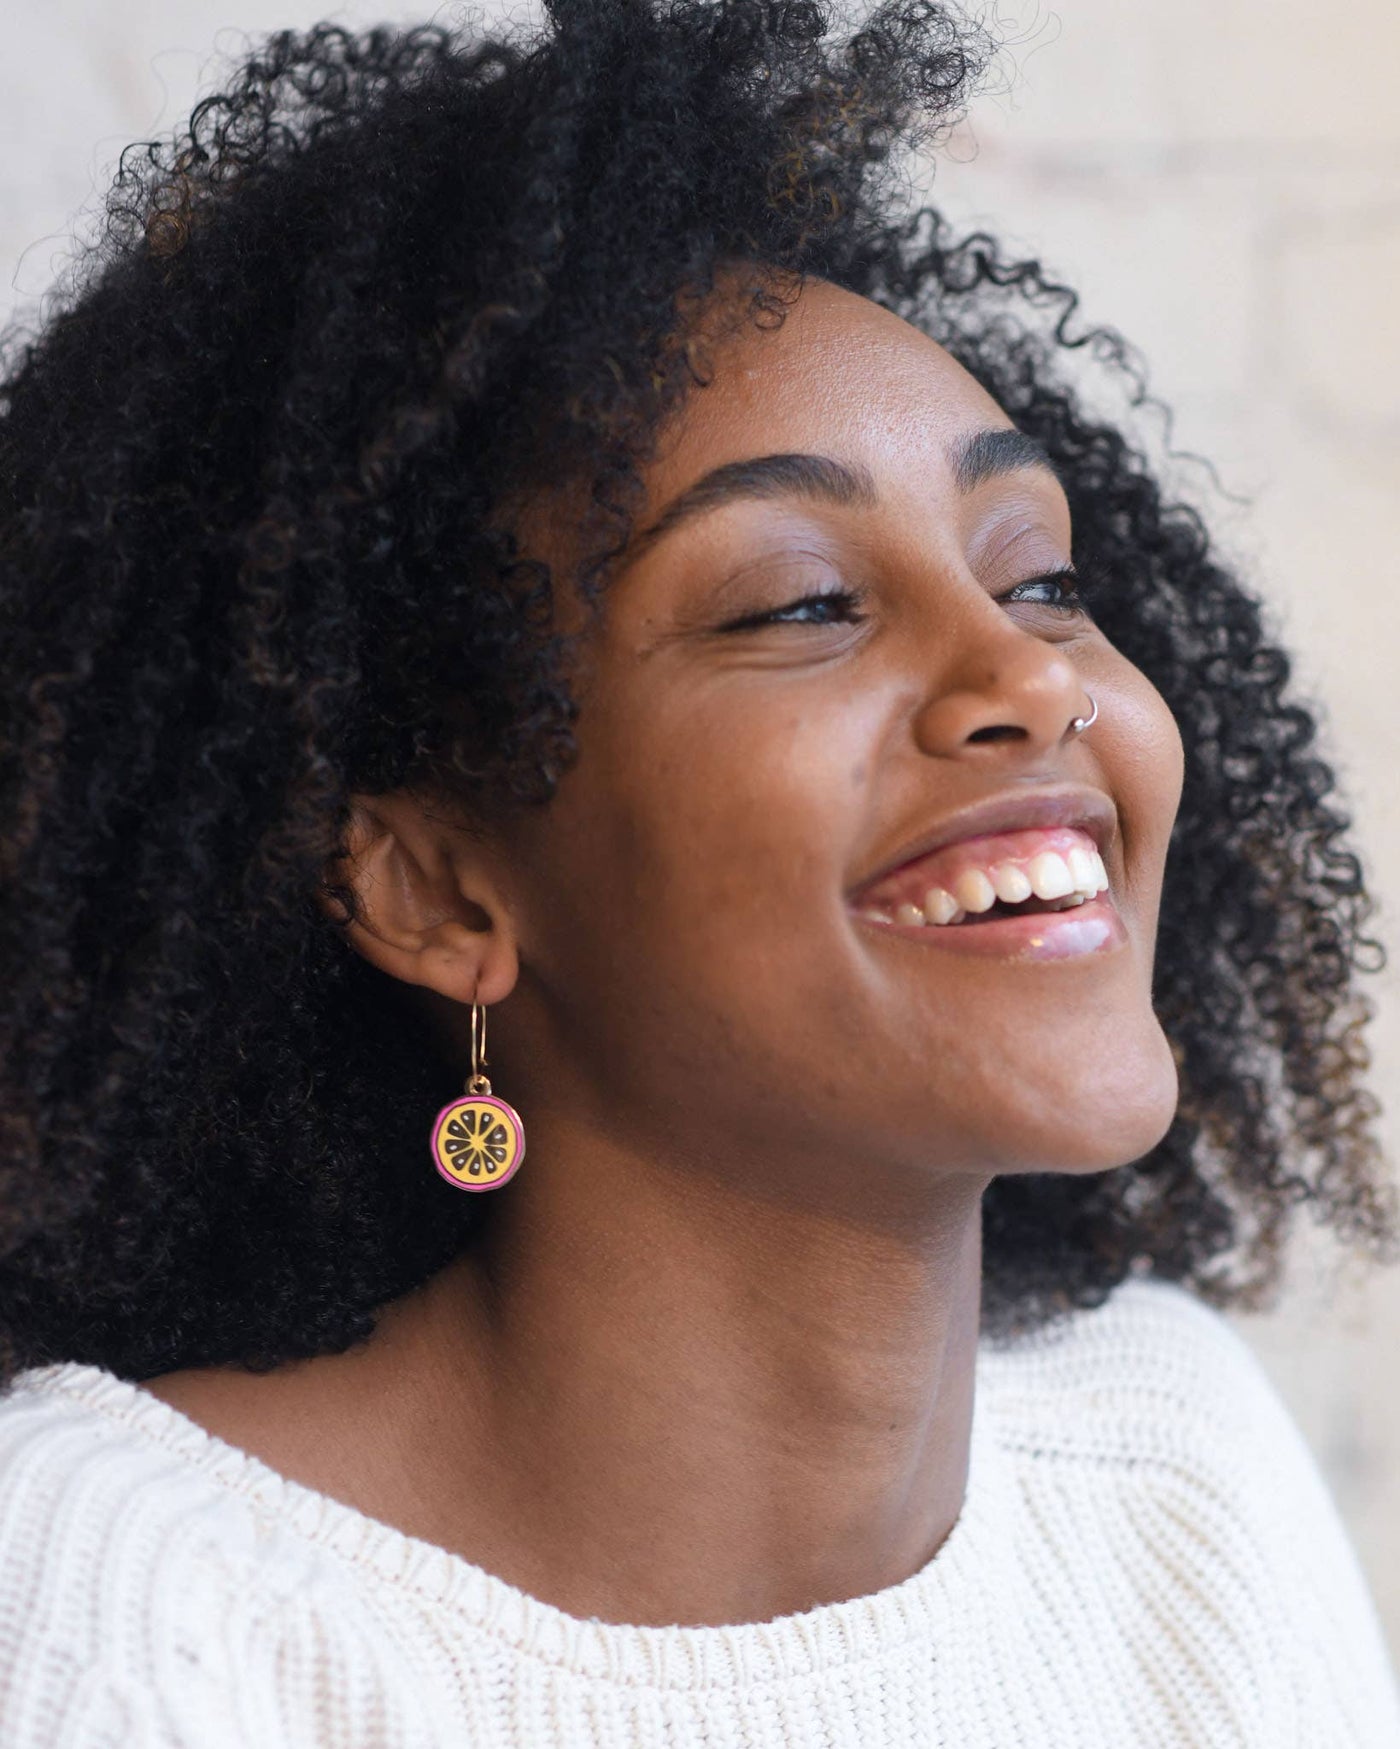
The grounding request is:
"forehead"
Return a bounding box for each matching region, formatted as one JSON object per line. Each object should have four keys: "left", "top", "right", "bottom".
{"left": 649, "top": 277, "right": 1012, "bottom": 499}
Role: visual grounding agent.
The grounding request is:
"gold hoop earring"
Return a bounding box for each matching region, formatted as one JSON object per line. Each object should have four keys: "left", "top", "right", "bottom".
{"left": 429, "top": 1000, "right": 526, "bottom": 1192}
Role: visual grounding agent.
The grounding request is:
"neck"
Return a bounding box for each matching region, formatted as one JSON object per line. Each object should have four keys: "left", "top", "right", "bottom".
{"left": 372, "top": 1112, "right": 988, "bottom": 1628}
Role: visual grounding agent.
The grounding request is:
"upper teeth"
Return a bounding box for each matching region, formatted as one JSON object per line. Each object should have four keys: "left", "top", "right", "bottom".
{"left": 869, "top": 847, "right": 1109, "bottom": 929}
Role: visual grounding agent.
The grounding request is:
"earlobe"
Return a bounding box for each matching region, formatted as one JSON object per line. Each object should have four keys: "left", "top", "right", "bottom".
{"left": 316, "top": 793, "right": 519, "bottom": 1008}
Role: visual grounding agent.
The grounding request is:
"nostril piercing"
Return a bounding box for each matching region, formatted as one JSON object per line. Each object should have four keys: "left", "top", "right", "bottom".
{"left": 1064, "top": 692, "right": 1099, "bottom": 734}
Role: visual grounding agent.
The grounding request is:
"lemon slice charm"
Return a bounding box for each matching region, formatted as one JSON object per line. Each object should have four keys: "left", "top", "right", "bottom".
{"left": 431, "top": 1091, "right": 525, "bottom": 1191}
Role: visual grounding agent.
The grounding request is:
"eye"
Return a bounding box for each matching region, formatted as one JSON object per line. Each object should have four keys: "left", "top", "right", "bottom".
{"left": 723, "top": 586, "right": 870, "bottom": 631}
{"left": 1000, "top": 565, "right": 1092, "bottom": 618}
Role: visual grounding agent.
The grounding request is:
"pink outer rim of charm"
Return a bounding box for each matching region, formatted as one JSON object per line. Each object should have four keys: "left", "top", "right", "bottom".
{"left": 431, "top": 1094, "right": 526, "bottom": 1192}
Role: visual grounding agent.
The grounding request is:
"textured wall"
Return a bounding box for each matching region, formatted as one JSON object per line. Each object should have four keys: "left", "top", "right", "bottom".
{"left": 4, "top": 0, "right": 1399, "bottom": 1661}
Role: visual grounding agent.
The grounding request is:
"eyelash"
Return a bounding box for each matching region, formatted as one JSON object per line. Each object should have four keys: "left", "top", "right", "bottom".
{"left": 1001, "top": 565, "right": 1092, "bottom": 618}
{"left": 725, "top": 586, "right": 864, "bottom": 629}
{"left": 727, "top": 566, "right": 1091, "bottom": 630}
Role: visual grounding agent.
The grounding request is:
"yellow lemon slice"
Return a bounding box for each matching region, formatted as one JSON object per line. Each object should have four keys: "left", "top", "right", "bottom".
{"left": 431, "top": 1094, "right": 525, "bottom": 1191}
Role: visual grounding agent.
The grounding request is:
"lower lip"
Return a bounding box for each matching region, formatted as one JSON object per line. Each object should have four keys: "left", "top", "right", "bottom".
{"left": 851, "top": 895, "right": 1127, "bottom": 960}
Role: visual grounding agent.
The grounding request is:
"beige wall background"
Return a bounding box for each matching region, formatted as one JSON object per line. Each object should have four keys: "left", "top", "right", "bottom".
{"left": 4, "top": 0, "right": 1398, "bottom": 1658}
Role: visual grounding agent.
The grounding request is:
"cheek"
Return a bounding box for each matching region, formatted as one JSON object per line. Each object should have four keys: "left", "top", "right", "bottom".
{"left": 639, "top": 695, "right": 869, "bottom": 921}
{"left": 553, "top": 673, "right": 877, "bottom": 994}
{"left": 512, "top": 681, "right": 873, "bottom": 1115}
{"left": 1104, "top": 655, "right": 1184, "bottom": 905}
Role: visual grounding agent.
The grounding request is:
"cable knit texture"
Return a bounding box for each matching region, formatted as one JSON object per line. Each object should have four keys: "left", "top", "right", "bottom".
{"left": 0, "top": 1275, "right": 1396, "bottom": 1747}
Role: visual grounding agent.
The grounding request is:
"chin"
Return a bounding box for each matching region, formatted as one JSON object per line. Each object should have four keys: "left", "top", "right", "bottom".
{"left": 990, "top": 1027, "right": 1181, "bottom": 1178}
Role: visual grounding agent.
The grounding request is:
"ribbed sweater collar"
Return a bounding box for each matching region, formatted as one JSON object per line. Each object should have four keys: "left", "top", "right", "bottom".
{"left": 11, "top": 1355, "right": 1013, "bottom": 1691}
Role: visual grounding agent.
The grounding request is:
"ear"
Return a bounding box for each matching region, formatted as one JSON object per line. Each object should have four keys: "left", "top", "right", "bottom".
{"left": 317, "top": 790, "right": 519, "bottom": 1007}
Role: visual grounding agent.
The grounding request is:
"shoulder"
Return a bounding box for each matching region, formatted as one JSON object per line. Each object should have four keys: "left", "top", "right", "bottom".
{"left": 977, "top": 1274, "right": 1400, "bottom": 1745}
{"left": 0, "top": 1361, "right": 437, "bottom": 1748}
{"left": 975, "top": 1271, "right": 1373, "bottom": 1559}
{"left": 0, "top": 1357, "right": 265, "bottom": 1560}
{"left": 977, "top": 1271, "right": 1297, "bottom": 1461}
{"left": 0, "top": 1362, "right": 268, "bottom": 1743}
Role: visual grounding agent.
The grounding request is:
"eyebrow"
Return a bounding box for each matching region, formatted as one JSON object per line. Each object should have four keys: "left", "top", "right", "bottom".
{"left": 630, "top": 428, "right": 1061, "bottom": 557}
{"left": 951, "top": 428, "right": 1062, "bottom": 495}
{"left": 632, "top": 453, "right": 877, "bottom": 557}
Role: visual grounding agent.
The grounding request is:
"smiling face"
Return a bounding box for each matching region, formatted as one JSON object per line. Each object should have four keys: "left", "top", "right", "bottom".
{"left": 490, "top": 275, "right": 1184, "bottom": 1215}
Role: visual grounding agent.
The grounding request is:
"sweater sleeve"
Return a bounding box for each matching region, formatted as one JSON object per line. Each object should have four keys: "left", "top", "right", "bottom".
{"left": 1171, "top": 1290, "right": 1400, "bottom": 1748}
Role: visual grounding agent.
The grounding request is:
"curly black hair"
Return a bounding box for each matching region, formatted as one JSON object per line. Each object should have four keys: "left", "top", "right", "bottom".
{"left": 1, "top": 0, "right": 1395, "bottom": 1384}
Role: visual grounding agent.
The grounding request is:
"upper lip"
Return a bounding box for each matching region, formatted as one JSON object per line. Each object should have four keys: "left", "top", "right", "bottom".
{"left": 848, "top": 785, "right": 1119, "bottom": 902}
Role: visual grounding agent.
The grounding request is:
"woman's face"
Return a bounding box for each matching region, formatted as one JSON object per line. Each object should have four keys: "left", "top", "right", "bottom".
{"left": 495, "top": 277, "right": 1183, "bottom": 1216}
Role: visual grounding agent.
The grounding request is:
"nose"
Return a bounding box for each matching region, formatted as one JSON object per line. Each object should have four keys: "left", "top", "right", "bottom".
{"left": 910, "top": 620, "right": 1091, "bottom": 762}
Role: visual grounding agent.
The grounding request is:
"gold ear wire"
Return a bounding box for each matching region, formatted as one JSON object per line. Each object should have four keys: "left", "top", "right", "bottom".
{"left": 468, "top": 1000, "right": 491, "bottom": 1096}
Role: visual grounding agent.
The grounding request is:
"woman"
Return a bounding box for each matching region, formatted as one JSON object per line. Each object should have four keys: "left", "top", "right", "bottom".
{"left": 1, "top": 1, "right": 1397, "bottom": 1742}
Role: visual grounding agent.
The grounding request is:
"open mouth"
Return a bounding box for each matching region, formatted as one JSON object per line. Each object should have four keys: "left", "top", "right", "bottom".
{"left": 851, "top": 827, "right": 1110, "bottom": 930}
{"left": 940, "top": 891, "right": 1094, "bottom": 923}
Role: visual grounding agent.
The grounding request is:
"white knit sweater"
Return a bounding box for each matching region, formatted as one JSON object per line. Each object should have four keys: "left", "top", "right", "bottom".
{"left": 1, "top": 1275, "right": 1396, "bottom": 1748}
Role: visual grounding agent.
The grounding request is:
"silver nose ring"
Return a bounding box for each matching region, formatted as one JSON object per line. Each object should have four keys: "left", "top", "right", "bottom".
{"left": 1069, "top": 694, "right": 1098, "bottom": 736}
